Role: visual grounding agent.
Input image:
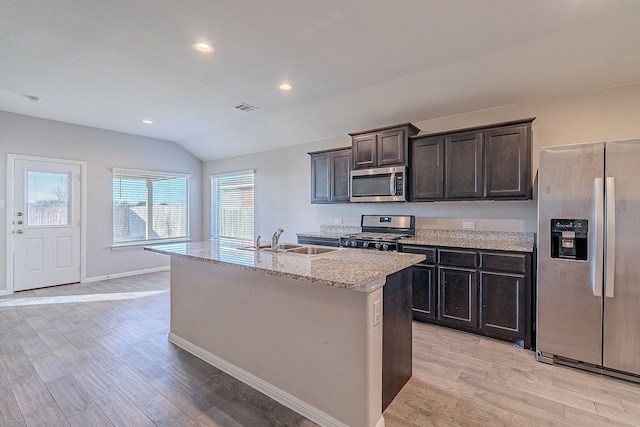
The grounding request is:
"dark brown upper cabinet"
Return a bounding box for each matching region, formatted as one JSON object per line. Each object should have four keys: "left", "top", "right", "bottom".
{"left": 350, "top": 123, "right": 419, "bottom": 169}
{"left": 410, "top": 118, "right": 534, "bottom": 201}
{"left": 309, "top": 147, "right": 352, "bottom": 204}
{"left": 484, "top": 124, "right": 531, "bottom": 199}
{"left": 445, "top": 132, "right": 484, "bottom": 199}
{"left": 411, "top": 136, "right": 445, "bottom": 200}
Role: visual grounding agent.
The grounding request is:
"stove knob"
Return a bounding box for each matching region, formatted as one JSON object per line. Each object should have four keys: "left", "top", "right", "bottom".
{"left": 350, "top": 241, "right": 358, "bottom": 247}
{"left": 382, "top": 243, "right": 389, "bottom": 251}
{"left": 363, "top": 241, "right": 369, "bottom": 248}
{"left": 375, "top": 242, "right": 382, "bottom": 250}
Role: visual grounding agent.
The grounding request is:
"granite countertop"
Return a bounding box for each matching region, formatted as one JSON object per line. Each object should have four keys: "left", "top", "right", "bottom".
{"left": 298, "top": 227, "right": 535, "bottom": 252}
{"left": 403, "top": 230, "right": 535, "bottom": 252}
{"left": 145, "top": 239, "right": 425, "bottom": 290}
{"left": 297, "top": 225, "right": 361, "bottom": 240}
{"left": 295, "top": 231, "right": 345, "bottom": 239}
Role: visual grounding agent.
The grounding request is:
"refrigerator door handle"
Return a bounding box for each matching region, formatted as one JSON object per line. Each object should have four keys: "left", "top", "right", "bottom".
{"left": 605, "top": 176, "right": 616, "bottom": 298}
{"left": 593, "top": 178, "right": 604, "bottom": 297}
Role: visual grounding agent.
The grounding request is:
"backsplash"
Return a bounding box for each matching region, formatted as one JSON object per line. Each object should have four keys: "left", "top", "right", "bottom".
{"left": 414, "top": 228, "right": 535, "bottom": 246}
{"left": 319, "top": 224, "right": 361, "bottom": 235}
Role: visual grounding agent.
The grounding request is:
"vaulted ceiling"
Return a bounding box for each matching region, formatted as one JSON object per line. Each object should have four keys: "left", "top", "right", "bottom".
{"left": 2, "top": 0, "right": 640, "bottom": 161}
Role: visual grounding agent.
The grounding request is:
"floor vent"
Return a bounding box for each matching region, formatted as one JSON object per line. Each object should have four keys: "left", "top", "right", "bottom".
{"left": 232, "top": 102, "right": 259, "bottom": 112}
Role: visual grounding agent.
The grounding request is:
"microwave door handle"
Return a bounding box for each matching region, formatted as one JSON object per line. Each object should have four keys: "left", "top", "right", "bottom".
{"left": 390, "top": 172, "right": 395, "bottom": 195}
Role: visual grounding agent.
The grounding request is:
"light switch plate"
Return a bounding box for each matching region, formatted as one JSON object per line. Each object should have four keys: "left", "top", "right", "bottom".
{"left": 462, "top": 221, "right": 476, "bottom": 229}
{"left": 334, "top": 218, "right": 343, "bottom": 225}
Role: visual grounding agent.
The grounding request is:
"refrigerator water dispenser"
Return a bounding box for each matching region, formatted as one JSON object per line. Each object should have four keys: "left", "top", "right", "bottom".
{"left": 550, "top": 219, "right": 588, "bottom": 260}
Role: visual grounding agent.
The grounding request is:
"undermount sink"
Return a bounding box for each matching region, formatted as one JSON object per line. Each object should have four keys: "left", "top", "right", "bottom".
{"left": 239, "top": 243, "right": 338, "bottom": 256}
{"left": 286, "top": 246, "right": 340, "bottom": 255}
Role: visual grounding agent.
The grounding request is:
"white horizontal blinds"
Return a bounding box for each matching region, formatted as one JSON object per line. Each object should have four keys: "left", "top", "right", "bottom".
{"left": 113, "top": 169, "right": 189, "bottom": 244}
{"left": 211, "top": 171, "right": 254, "bottom": 240}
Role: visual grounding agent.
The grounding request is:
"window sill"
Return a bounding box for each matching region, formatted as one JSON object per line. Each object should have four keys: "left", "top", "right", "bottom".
{"left": 111, "top": 238, "right": 191, "bottom": 251}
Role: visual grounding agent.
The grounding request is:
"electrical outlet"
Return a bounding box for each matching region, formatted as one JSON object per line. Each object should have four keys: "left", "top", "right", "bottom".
{"left": 373, "top": 300, "right": 382, "bottom": 326}
{"left": 334, "top": 218, "right": 343, "bottom": 225}
{"left": 462, "top": 221, "right": 476, "bottom": 229}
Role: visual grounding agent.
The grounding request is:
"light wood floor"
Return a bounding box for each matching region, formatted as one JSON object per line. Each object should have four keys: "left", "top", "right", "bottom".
{"left": 1, "top": 272, "right": 639, "bottom": 426}
{"left": 385, "top": 322, "right": 640, "bottom": 427}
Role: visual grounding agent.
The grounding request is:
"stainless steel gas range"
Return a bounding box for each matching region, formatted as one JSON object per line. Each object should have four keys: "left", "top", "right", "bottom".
{"left": 340, "top": 215, "right": 415, "bottom": 252}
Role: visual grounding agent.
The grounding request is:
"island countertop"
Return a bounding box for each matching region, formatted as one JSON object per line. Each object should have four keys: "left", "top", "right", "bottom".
{"left": 145, "top": 240, "right": 425, "bottom": 290}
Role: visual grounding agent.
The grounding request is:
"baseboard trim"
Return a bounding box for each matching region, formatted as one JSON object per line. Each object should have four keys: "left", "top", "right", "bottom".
{"left": 84, "top": 266, "right": 170, "bottom": 283}
{"left": 169, "top": 332, "right": 383, "bottom": 427}
{"left": 0, "top": 290, "right": 10, "bottom": 297}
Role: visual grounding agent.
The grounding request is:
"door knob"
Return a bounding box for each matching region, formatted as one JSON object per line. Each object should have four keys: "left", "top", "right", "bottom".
{"left": 16, "top": 229, "right": 23, "bottom": 234}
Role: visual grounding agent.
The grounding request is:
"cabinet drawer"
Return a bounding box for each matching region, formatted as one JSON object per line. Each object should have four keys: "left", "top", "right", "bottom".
{"left": 480, "top": 252, "right": 527, "bottom": 273}
{"left": 400, "top": 245, "right": 436, "bottom": 264}
{"left": 438, "top": 249, "right": 477, "bottom": 268}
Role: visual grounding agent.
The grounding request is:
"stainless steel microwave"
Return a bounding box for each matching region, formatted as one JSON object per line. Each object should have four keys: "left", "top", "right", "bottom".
{"left": 350, "top": 166, "right": 407, "bottom": 202}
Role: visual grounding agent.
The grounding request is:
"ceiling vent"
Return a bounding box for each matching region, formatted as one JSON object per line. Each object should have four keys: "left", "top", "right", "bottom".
{"left": 232, "top": 102, "right": 259, "bottom": 112}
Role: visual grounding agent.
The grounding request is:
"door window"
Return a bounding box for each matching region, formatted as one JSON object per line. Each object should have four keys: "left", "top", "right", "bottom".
{"left": 27, "top": 170, "right": 71, "bottom": 226}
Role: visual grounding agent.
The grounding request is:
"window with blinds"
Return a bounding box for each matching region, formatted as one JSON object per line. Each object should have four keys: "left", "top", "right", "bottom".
{"left": 211, "top": 170, "right": 254, "bottom": 240}
{"left": 113, "top": 168, "right": 190, "bottom": 245}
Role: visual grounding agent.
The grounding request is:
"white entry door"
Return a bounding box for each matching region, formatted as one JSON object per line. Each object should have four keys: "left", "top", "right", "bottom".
{"left": 11, "top": 157, "right": 82, "bottom": 291}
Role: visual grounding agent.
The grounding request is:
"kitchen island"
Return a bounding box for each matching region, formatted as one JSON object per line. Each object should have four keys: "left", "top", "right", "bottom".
{"left": 145, "top": 240, "right": 425, "bottom": 427}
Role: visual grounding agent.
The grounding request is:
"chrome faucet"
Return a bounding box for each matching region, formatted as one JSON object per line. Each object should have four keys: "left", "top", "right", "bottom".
{"left": 255, "top": 235, "right": 261, "bottom": 249}
{"left": 271, "top": 228, "right": 284, "bottom": 250}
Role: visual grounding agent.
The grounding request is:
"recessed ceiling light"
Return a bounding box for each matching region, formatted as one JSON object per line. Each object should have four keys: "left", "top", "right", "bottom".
{"left": 141, "top": 119, "right": 153, "bottom": 124}
{"left": 279, "top": 83, "right": 294, "bottom": 91}
{"left": 192, "top": 41, "right": 214, "bottom": 53}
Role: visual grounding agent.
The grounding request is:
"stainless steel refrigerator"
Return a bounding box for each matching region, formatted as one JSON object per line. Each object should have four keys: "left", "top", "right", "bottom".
{"left": 537, "top": 139, "right": 640, "bottom": 379}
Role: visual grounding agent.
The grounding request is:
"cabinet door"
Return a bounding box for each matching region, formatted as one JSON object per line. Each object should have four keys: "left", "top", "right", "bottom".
{"left": 331, "top": 149, "right": 351, "bottom": 202}
{"left": 411, "top": 137, "right": 444, "bottom": 200}
{"left": 378, "top": 129, "right": 406, "bottom": 166}
{"left": 445, "top": 132, "right": 483, "bottom": 198}
{"left": 352, "top": 134, "right": 377, "bottom": 169}
{"left": 412, "top": 265, "right": 436, "bottom": 320}
{"left": 484, "top": 124, "right": 531, "bottom": 199}
{"left": 480, "top": 272, "right": 525, "bottom": 339}
{"left": 310, "top": 153, "right": 331, "bottom": 203}
{"left": 439, "top": 267, "right": 478, "bottom": 328}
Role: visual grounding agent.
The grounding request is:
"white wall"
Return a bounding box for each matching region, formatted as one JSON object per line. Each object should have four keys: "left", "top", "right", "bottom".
{"left": 203, "top": 83, "right": 640, "bottom": 242}
{"left": 3, "top": 82, "right": 639, "bottom": 291}
{"left": 0, "top": 111, "right": 202, "bottom": 292}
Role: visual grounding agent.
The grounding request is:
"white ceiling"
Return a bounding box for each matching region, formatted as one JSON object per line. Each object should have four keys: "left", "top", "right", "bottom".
{"left": 2, "top": 0, "right": 640, "bottom": 161}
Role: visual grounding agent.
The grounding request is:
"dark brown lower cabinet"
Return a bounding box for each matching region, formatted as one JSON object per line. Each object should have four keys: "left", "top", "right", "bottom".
{"left": 382, "top": 268, "right": 412, "bottom": 411}
{"left": 412, "top": 265, "right": 436, "bottom": 320}
{"left": 296, "top": 235, "right": 340, "bottom": 247}
{"left": 439, "top": 267, "right": 478, "bottom": 329}
{"left": 400, "top": 244, "right": 533, "bottom": 349}
{"left": 480, "top": 271, "right": 525, "bottom": 338}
